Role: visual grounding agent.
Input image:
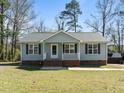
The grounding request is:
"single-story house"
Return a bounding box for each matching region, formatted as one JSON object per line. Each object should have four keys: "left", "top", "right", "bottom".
{"left": 20, "top": 31, "right": 108, "bottom": 66}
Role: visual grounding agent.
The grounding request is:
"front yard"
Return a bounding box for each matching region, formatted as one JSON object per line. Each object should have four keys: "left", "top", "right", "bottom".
{"left": 0, "top": 64, "right": 124, "bottom": 93}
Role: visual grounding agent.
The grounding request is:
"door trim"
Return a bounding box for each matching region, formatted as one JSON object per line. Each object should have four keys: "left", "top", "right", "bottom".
{"left": 51, "top": 44, "right": 58, "bottom": 58}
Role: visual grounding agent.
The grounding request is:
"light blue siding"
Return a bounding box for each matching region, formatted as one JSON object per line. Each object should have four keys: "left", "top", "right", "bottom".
{"left": 21, "top": 43, "right": 43, "bottom": 61}
{"left": 63, "top": 53, "right": 79, "bottom": 60}
{"left": 21, "top": 42, "right": 107, "bottom": 61}
{"left": 80, "top": 43, "right": 107, "bottom": 60}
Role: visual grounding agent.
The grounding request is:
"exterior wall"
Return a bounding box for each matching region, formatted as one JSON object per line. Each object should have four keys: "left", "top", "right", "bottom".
{"left": 21, "top": 43, "right": 43, "bottom": 61}
{"left": 62, "top": 60, "right": 80, "bottom": 66}
{"left": 42, "top": 60, "right": 80, "bottom": 67}
{"left": 45, "top": 32, "right": 79, "bottom": 43}
{"left": 80, "top": 60, "right": 106, "bottom": 65}
{"left": 63, "top": 53, "right": 79, "bottom": 60}
{"left": 63, "top": 44, "right": 79, "bottom": 60}
{"left": 21, "top": 43, "right": 107, "bottom": 61}
{"left": 80, "top": 43, "right": 107, "bottom": 61}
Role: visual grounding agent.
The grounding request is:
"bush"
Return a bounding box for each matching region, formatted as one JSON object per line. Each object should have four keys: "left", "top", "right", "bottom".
{"left": 0, "top": 46, "right": 20, "bottom": 62}
{"left": 14, "top": 49, "right": 20, "bottom": 61}
{"left": 121, "top": 51, "right": 124, "bottom": 60}
{"left": 8, "top": 49, "right": 20, "bottom": 62}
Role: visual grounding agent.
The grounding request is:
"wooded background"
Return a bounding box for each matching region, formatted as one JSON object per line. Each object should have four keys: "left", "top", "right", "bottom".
{"left": 0, "top": 0, "right": 123, "bottom": 61}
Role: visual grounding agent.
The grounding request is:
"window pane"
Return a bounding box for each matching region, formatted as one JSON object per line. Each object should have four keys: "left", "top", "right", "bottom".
{"left": 34, "top": 45, "right": 38, "bottom": 54}
{"left": 52, "top": 45, "right": 57, "bottom": 55}
{"left": 93, "top": 44, "right": 98, "bottom": 54}
{"left": 29, "top": 45, "right": 33, "bottom": 49}
{"left": 28, "top": 44, "right": 33, "bottom": 54}
{"left": 88, "top": 44, "right": 92, "bottom": 54}
{"left": 29, "top": 50, "right": 33, "bottom": 54}
{"left": 64, "top": 44, "right": 69, "bottom": 53}
{"left": 88, "top": 49, "right": 92, "bottom": 54}
{"left": 88, "top": 44, "right": 92, "bottom": 48}
{"left": 70, "top": 44, "right": 75, "bottom": 53}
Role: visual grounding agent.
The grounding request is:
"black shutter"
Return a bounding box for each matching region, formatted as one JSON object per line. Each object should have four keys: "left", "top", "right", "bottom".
{"left": 39, "top": 44, "right": 41, "bottom": 54}
{"left": 75, "top": 44, "right": 77, "bottom": 53}
{"left": 98, "top": 43, "right": 100, "bottom": 54}
{"left": 26, "top": 44, "right": 28, "bottom": 54}
{"left": 85, "top": 44, "right": 87, "bottom": 54}
{"left": 63, "top": 44, "right": 64, "bottom": 53}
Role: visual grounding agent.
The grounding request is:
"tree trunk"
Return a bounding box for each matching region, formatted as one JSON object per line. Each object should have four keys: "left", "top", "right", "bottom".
{"left": 0, "top": 2, "right": 4, "bottom": 60}
{"left": 121, "top": 28, "right": 124, "bottom": 52}
{"left": 117, "top": 20, "right": 121, "bottom": 53}
{"left": 5, "top": 34, "right": 8, "bottom": 59}
{"left": 102, "top": 12, "right": 106, "bottom": 37}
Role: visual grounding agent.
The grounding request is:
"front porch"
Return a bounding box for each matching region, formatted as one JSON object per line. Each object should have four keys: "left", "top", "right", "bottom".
{"left": 42, "top": 42, "right": 80, "bottom": 60}
{"left": 42, "top": 42, "right": 80, "bottom": 66}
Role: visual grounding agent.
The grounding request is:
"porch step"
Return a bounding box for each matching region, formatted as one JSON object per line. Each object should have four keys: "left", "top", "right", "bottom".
{"left": 40, "top": 67, "right": 66, "bottom": 70}
{"left": 43, "top": 60, "right": 62, "bottom": 67}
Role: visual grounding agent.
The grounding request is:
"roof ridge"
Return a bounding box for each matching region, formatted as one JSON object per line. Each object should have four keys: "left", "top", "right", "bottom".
{"left": 31, "top": 32, "right": 55, "bottom": 33}
{"left": 68, "top": 32, "right": 98, "bottom": 33}
{"left": 31, "top": 31, "right": 99, "bottom": 34}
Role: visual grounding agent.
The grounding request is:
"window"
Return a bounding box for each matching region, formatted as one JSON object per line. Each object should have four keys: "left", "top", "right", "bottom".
{"left": 64, "top": 44, "right": 75, "bottom": 53}
{"left": 64, "top": 44, "right": 69, "bottom": 53}
{"left": 93, "top": 44, "right": 98, "bottom": 54}
{"left": 88, "top": 44, "right": 92, "bottom": 54}
{"left": 70, "top": 44, "right": 75, "bottom": 53}
{"left": 34, "top": 44, "right": 39, "bottom": 54}
{"left": 28, "top": 44, "right": 39, "bottom": 54}
{"left": 28, "top": 44, "right": 33, "bottom": 54}
{"left": 87, "top": 44, "right": 99, "bottom": 54}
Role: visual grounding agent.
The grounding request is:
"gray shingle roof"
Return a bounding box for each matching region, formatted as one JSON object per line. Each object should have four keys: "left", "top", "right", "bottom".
{"left": 20, "top": 31, "right": 108, "bottom": 43}
{"left": 68, "top": 32, "right": 107, "bottom": 42}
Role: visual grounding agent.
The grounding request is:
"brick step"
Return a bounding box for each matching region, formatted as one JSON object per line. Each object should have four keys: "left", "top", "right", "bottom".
{"left": 43, "top": 61, "right": 62, "bottom": 66}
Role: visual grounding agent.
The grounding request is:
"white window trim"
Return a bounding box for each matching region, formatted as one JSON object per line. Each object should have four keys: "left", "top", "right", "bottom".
{"left": 28, "top": 43, "right": 39, "bottom": 55}
{"left": 63, "top": 43, "right": 76, "bottom": 54}
{"left": 87, "top": 43, "right": 99, "bottom": 54}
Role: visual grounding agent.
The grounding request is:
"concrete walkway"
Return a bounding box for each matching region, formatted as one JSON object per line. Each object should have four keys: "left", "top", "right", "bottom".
{"left": 40, "top": 67, "right": 67, "bottom": 70}
{"left": 68, "top": 67, "right": 124, "bottom": 71}
{"left": 40, "top": 66, "right": 124, "bottom": 70}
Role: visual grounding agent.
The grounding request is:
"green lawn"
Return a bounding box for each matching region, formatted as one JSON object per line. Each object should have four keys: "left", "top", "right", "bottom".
{"left": 0, "top": 64, "right": 124, "bottom": 93}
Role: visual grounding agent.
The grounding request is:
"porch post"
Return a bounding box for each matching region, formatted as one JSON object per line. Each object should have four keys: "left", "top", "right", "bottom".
{"left": 62, "top": 42, "right": 63, "bottom": 60}
{"left": 78, "top": 42, "right": 80, "bottom": 60}
{"left": 43, "top": 42, "right": 44, "bottom": 60}
{"left": 106, "top": 44, "right": 108, "bottom": 64}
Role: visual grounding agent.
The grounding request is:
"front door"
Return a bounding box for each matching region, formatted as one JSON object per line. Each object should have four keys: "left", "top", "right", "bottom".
{"left": 51, "top": 44, "right": 58, "bottom": 58}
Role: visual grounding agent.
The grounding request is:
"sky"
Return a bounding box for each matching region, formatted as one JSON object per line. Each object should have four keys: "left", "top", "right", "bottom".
{"left": 33, "top": 0, "right": 98, "bottom": 32}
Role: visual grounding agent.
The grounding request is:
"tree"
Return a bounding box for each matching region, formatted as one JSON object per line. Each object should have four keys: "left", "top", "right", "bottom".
{"left": 85, "top": 0, "right": 114, "bottom": 37}
{"left": 0, "top": 0, "right": 9, "bottom": 60}
{"left": 8, "top": 0, "right": 35, "bottom": 61}
{"left": 35, "top": 20, "right": 47, "bottom": 32}
{"left": 60, "top": 0, "right": 82, "bottom": 32}
{"left": 55, "top": 16, "right": 65, "bottom": 31}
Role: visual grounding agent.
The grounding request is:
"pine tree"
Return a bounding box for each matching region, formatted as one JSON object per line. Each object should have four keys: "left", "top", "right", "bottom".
{"left": 60, "top": 0, "right": 82, "bottom": 32}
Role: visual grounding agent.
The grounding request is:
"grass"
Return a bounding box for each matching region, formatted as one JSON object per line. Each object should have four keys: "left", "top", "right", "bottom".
{"left": 0, "top": 64, "right": 124, "bottom": 93}
{"left": 101, "top": 64, "right": 124, "bottom": 69}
